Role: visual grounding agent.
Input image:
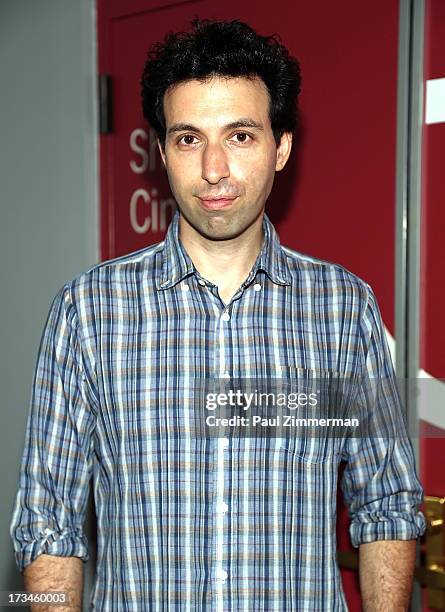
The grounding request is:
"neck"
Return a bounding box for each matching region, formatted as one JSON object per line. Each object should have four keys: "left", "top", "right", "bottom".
{"left": 178, "top": 213, "right": 265, "bottom": 303}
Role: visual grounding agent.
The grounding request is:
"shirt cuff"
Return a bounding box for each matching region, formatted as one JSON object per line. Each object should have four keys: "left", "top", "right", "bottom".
{"left": 350, "top": 510, "right": 427, "bottom": 548}
{"left": 14, "top": 527, "right": 89, "bottom": 573}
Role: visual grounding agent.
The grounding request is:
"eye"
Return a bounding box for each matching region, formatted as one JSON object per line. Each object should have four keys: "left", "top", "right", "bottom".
{"left": 178, "top": 134, "right": 199, "bottom": 146}
{"left": 230, "top": 132, "right": 253, "bottom": 144}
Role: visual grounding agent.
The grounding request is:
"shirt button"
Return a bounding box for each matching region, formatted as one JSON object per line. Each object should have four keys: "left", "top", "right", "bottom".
{"left": 197, "top": 279, "right": 206, "bottom": 286}
{"left": 221, "top": 437, "right": 229, "bottom": 449}
{"left": 221, "top": 311, "right": 230, "bottom": 321}
{"left": 181, "top": 283, "right": 190, "bottom": 291}
{"left": 253, "top": 283, "right": 262, "bottom": 292}
{"left": 216, "top": 569, "right": 228, "bottom": 581}
{"left": 216, "top": 501, "right": 228, "bottom": 513}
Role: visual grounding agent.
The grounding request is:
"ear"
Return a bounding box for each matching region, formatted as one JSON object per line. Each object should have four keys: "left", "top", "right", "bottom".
{"left": 275, "top": 132, "right": 293, "bottom": 171}
{"left": 157, "top": 138, "right": 167, "bottom": 167}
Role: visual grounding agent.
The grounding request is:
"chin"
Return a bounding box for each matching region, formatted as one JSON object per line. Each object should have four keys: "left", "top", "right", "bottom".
{"left": 179, "top": 204, "right": 262, "bottom": 241}
{"left": 202, "top": 220, "right": 251, "bottom": 241}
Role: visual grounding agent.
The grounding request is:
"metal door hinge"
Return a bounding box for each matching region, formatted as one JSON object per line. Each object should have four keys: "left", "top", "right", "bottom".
{"left": 98, "top": 74, "right": 113, "bottom": 134}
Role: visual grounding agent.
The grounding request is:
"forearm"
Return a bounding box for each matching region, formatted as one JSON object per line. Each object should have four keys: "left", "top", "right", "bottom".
{"left": 23, "top": 554, "right": 83, "bottom": 611}
{"left": 359, "top": 540, "right": 417, "bottom": 611}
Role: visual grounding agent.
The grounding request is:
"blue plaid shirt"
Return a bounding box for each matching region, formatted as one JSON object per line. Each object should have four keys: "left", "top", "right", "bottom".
{"left": 11, "top": 211, "right": 425, "bottom": 611}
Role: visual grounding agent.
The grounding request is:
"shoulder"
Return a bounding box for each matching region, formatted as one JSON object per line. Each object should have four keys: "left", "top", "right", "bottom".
{"left": 281, "top": 245, "right": 387, "bottom": 356}
{"left": 52, "top": 240, "right": 165, "bottom": 321}
{"left": 281, "top": 244, "right": 372, "bottom": 300}
{"left": 68, "top": 240, "right": 164, "bottom": 293}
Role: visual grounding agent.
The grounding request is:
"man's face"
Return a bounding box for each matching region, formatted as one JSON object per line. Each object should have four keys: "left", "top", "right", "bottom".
{"left": 159, "top": 76, "right": 292, "bottom": 241}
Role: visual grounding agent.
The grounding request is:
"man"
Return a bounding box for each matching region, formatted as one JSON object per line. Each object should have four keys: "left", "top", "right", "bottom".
{"left": 11, "top": 19, "right": 425, "bottom": 611}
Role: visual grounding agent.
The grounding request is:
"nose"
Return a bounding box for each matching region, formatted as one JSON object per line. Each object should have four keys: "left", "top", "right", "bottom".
{"left": 201, "top": 142, "right": 230, "bottom": 184}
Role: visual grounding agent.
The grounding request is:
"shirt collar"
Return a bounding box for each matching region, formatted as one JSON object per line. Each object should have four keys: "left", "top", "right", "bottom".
{"left": 156, "top": 209, "right": 292, "bottom": 290}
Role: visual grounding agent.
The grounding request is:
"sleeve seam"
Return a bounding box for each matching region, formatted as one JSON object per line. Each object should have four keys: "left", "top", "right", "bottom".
{"left": 358, "top": 281, "right": 372, "bottom": 380}
{"left": 62, "top": 284, "right": 100, "bottom": 412}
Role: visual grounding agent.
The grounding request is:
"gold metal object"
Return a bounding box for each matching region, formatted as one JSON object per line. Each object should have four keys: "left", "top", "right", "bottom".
{"left": 422, "top": 496, "right": 445, "bottom": 609}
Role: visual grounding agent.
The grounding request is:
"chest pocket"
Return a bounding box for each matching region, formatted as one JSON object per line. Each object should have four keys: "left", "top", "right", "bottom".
{"left": 278, "top": 436, "right": 341, "bottom": 465}
{"left": 276, "top": 367, "right": 352, "bottom": 463}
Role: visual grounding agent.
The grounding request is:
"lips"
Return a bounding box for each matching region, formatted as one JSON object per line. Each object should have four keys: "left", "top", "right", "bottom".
{"left": 197, "top": 197, "right": 238, "bottom": 210}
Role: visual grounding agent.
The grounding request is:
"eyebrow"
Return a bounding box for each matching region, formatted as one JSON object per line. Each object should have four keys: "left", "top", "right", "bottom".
{"left": 167, "top": 118, "right": 264, "bottom": 136}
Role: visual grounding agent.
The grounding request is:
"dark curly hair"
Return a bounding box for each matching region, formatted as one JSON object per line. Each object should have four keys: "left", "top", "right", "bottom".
{"left": 140, "top": 19, "right": 301, "bottom": 146}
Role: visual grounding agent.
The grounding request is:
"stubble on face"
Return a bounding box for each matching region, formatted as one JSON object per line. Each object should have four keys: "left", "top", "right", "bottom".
{"left": 161, "top": 76, "right": 280, "bottom": 244}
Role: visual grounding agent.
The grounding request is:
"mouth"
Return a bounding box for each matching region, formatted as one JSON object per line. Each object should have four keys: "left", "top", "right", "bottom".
{"left": 197, "top": 196, "right": 238, "bottom": 210}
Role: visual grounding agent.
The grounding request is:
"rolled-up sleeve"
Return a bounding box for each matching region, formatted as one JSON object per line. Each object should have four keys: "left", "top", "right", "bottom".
{"left": 10, "top": 285, "right": 97, "bottom": 572}
{"left": 341, "top": 284, "right": 426, "bottom": 548}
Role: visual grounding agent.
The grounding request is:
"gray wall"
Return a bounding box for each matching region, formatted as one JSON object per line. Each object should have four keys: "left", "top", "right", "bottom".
{"left": 0, "top": 0, "right": 98, "bottom": 604}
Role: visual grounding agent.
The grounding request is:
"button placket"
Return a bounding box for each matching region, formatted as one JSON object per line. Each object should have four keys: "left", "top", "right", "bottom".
{"left": 214, "top": 295, "right": 233, "bottom": 610}
{"left": 215, "top": 436, "right": 229, "bottom": 607}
